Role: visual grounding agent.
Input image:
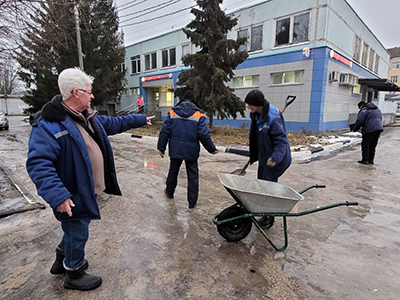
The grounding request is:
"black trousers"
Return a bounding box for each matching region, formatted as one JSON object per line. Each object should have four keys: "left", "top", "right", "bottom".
{"left": 361, "top": 131, "right": 381, "bottom": 163}
{"left": 165, "top": 158, "right": 199, "bottom": 206}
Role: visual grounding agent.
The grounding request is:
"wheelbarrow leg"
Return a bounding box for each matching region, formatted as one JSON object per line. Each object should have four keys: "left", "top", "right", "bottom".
{"left": 251, "top": 216, "right": 289, "bottom": 251}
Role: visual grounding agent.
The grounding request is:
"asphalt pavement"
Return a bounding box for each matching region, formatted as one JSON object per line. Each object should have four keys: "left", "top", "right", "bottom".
{"left": 1, "top": 116, "right": 399, "bottom": 300}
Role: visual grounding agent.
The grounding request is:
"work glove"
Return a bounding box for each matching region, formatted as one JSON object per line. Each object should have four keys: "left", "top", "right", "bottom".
{"left": 159, "top": 150, "right": 164, "bottom": 158}
{"left": 266, "top": 157, "right": 276, "bottom": 168}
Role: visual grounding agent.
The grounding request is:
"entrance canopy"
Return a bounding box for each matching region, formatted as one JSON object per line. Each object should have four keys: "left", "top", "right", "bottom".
{"left": 358, "top": 78, "right": 400, "bottom": 92}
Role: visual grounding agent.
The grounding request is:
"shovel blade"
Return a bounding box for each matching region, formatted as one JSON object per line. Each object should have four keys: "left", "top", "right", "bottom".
{"left": 231, "top": 169, "right": 246, "bottom": 176}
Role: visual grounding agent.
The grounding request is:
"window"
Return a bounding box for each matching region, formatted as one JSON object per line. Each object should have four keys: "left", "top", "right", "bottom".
{"left": 233, "top": 75, "right": 259, "bottom": 88}
{"left": 361, "top": 42, "right": 369, "bottom": 66}
{"left": 182, "top": 44, "right": 190, "bottom": 57}
{"left": 392, "top": 62, "right": 400, "bottom": 70}
{"left": 160, "top": 85, "right": 174, "bottom": 106}
{"left": 275, "top": 12, "right": 309, "bottom": 47}
{"left": 374, "top": 54, "right": 379, "bottom": 73}
{"left": 120, "top": 63, "right": 126, "bottom": 73}
{"left": 162, "top": 48, "right": 176, "bottom": 68}
{"left": 237, "top": 25, "right": 263, "bottom": 52}
{"left": 130, "top": 87, "right": 140, "bottom": 96}
{"left": 144, "top": 52, "right": 157, "bottom": 70}
{"left": 391, "top": 76, "right": 398, "bottom": 83}
{"left": 130, "top": 56, "right": 141, "bottom": 74}
{"left": 368, "top": 49, "right": 375, "bottom": 70}
{"left": 353, "top": 35, "right": 361, "bottom": 61}
{"left": 238, "top": 29, "right": 248, "bottom": 52}
{"left": 271, "top": 70, "right": 304, "bottom": 85}
{"left": 339, "top": 73, "right": 358, "bottom": 86}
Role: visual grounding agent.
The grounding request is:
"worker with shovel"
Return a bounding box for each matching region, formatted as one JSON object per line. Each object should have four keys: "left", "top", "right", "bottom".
{"left": 245, "top": 89, "right": 292, "bottom": 228}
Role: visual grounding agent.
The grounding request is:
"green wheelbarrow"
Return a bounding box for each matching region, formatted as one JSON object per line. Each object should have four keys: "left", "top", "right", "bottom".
{"left": 212, "top": 173, "right": 358, "bottom": 251}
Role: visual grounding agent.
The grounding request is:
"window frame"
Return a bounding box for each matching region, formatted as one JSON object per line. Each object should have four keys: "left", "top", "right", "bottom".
{"left": 391, "top": 75, "right": 398, "bottom": 83}
{"left": 274, "top": 11, "right": 310, "bottom": 48}
{"left": 232, "top": 75, "right": 260, "bottom": 89}
{"left": 270, "top": 69, "right": 305, "bottom": 86}
{"left": 161, "top": 47, "right": 176, "bottom": 68}
{"left": 144, "top": 51, "right": 157, "bottom": 71}
{"left": 392, "top": 62, "right": 400, "bottom": 70}
{"left": 353, "top": 35, "right": 361, "bottom": 62}
{"left": 361, "top": 42, "right": 369, "bottom": 66}
{"left": 237, "top": 24, "right": 263, "bottom": 53}
{"left": 130, "top": 55, "right": 141, "bottom": 74}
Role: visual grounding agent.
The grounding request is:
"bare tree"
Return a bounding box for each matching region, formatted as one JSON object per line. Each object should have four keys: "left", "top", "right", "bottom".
{"left": 0, "top": 0, "right": 39, "bottom": 55}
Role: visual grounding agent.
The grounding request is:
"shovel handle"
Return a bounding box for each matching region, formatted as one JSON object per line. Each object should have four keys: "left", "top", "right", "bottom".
{"left": 242, "top": 159, "right": 250, "bottom": 171}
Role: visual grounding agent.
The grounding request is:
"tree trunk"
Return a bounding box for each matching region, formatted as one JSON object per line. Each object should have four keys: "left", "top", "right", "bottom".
{"left": 209, "top": 116, "right": 214, "bottom": 129}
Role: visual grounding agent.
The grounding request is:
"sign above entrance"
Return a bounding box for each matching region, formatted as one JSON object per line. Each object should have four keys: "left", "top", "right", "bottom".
{"left": 141, "top": 73, "right": 173, "bottom": 82}
{"left": 329, "top": 50, "right": 352, "bottom": 67}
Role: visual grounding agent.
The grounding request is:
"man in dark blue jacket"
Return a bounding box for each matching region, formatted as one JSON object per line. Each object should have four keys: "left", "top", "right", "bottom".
{"left": 352, "top": 101, "right": 383, "bottom": 164}
{"left": 26, "top": 68, "right": 154, "bottom": 291}
{"left": 157, "top": 90, "right": 217, "bottom": 209}
{"left": 245, "top": 89, "right": 291, "bottom": 227}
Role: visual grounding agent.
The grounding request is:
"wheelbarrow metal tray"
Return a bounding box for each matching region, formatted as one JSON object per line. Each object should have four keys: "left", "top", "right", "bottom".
{"left": 217, "top": 173, "right": 304, "bottom": 213}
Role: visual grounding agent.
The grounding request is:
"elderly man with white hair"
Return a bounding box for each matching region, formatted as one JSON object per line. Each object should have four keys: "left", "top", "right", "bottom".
{"left": 27, "top": 68, "right": 154, "bottom": 290}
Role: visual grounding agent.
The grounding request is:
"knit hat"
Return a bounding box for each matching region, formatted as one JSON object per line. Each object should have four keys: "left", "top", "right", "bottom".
{"left": 245, "top": 90, "right": 267, "bottom": 106}
{"left": 182, "top": 90, "right": 195, "bottom": 102}
{"left": 358, "top": 101, "right": 366, "bottom": 109}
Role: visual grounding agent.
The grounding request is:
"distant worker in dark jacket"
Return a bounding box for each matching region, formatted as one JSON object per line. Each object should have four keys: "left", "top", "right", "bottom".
{"left": 157, "top": 90, "right": 218, "bottom": 209}
{"left": 26, "top": 68, "right": 154, "bottom": 291}
{"left": 245, "top": 89, "right": 292, "bottom": 227}
{"left": 352, "top": 101, "right": 383, "bottom": 165}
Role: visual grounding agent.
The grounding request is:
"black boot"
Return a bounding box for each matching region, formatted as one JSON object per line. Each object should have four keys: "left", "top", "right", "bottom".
{"left": 50, "top": 247, "right": 89, "bottom": 275}
{"left": 64, "top": 264, "right": 102, "bottom": 291}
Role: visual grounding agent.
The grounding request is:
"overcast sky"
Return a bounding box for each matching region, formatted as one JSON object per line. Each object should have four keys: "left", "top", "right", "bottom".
{"left": 115, "top": 0, "right": 400, "bottom": 49}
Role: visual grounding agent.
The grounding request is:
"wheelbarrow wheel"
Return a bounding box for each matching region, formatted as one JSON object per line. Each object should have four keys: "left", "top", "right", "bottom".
{"left": 217, "top": 207, "right": 252, "bottom": 242}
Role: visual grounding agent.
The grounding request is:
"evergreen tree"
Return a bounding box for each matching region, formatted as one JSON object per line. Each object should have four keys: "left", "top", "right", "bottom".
{"left": 17, "top": 0, "right": 125, "bottom": 113}
{"left": 175, "top": 0, "right": 248, "bottom": 127}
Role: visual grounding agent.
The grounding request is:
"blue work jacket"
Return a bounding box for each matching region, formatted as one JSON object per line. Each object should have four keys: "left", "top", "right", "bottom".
{"left": 249, "top": 103, "right": 291, "bottom": 181}
{"left": 26, "top": 95, "right": 147, "bottom": 221}
{"left": 157, "top": 100, "right": 216, "bottom": 161}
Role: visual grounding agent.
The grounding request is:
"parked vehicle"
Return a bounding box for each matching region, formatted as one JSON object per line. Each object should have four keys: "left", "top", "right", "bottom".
{"left": 0, "top": 111, "right": 9, "bottom": 130}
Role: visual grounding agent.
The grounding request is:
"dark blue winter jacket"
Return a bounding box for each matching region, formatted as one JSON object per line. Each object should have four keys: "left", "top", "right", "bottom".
{"left": 352, "top": 102, "right": 383, "bottom": 135}
{"left": 157, "top": 100, "right": 216, "bottom": 161}
{"left": 26, "top": 95, "right": 147, "bottom": 221}
{"left": 249, "top": 102, "right": 291, "bottom": 181}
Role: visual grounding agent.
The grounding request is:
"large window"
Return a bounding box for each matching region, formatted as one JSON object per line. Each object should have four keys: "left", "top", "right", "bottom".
{"left": 361, "top": 42, "right": 369, "bottom": 66}
{"left": 130, "top": 55, "right": 140, "bottom": 74}
{"left": 353, "top": 35, "right": 361, "bottom": 62}
{"left": 233, "top": 75, "right": 259, "bottom": 88}
{"left": 368, "top": 49, "right": 375, "bottom": 70}
{"left": 144, "top": 52, "right": 157, "bottom": 70}
{"left": 391, "top": 76, "right": 398, "bottom": 83}
{"left": 237, "top": 25, "right": 263, "bottom": 52}
{"left": 374, "top": 54, "right": 380, "bottom": 73}
{"left": 271, "top": 70, "right": 304, "bottom": 85}
{"left": 275, "top": 12, "right": 309, "bottom": 47}
{"left": 182, "top": 44, "right": 190, "bottom": 58}
{"left": 392, "top": 62, "right": 400, "bottom": 70}
{"left": 160, "top": 85, "right": 174, "bottom": 106}
{"left": 130, "top": 87, "right": 140, "bottom": 96}
{"left": 162, "top": 47, "right": 176, "bottom": 68}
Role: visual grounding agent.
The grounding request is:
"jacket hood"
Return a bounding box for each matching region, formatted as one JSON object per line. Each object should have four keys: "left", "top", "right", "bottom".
{"left": 364, "top": 102, "right": 378, "bottom": 110}
{"left": 172, "top": 100, "right": 201, "bottom": 118}
{"left": 30, "top": 95, "right": 67, "bottom": 126}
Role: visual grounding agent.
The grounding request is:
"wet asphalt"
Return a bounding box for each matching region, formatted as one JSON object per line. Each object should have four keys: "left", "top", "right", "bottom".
{"left": 0, "top": 116, "right": 399, "bottom": 300}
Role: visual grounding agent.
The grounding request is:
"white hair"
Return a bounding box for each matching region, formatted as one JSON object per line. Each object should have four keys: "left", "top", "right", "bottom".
{"left": 58, "top": 68, "right": 94, "bottom": 100}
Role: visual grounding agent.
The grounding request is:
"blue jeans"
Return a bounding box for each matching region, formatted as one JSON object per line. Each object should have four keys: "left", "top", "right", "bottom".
{"left": 58, "top": 219, "right": 90, "bottom": 269}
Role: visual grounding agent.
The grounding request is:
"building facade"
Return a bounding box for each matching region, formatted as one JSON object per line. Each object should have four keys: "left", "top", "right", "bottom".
{"left": 116, "top": 0, "right": 393, "bottom": 132}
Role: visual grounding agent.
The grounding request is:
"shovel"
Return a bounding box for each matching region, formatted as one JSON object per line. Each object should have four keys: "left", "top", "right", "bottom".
{"left": 231, "top": 158, "right": 250, "bottom": 176}
{"left": 230, "top": 95, "right": 296, "bottom": 176}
